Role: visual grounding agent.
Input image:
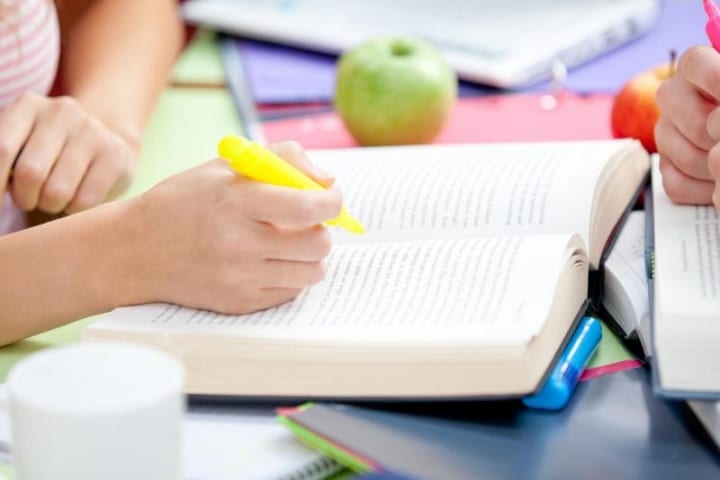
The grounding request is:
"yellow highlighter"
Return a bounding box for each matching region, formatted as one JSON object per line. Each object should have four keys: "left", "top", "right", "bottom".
{"left": 217, "top": 135, "right": 365, "bottom": 234}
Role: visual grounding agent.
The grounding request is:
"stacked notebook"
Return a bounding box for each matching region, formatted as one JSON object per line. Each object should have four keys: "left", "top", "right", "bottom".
{"left": 594, "top": 158, "right": 720, "bottom": 449}
{"left": 279, "top": 369, "right": 720, "bottom": 479}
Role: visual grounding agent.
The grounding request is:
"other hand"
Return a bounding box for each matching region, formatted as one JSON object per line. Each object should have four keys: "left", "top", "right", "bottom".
{"left": 655, "top": 46, "right": 719, "bottom": 206}
{"left": 0, "top": 93, "right": 138, "bottom": 215}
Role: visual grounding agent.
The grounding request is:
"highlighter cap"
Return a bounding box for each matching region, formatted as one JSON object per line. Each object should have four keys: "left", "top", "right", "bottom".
{"left": 216, "top": 135, "right": 366, "bottom": 234}
{"left": 217, "top": 135, "right": 266, "bottom": 181}
{"left": 705, "top": 0, "right": 720, "bottom": 51}
{"left": 217, "top": 135, "right": 324, "bottom": 190}
{"left": 708, "top": 20, "right": 720, "bottom": 51}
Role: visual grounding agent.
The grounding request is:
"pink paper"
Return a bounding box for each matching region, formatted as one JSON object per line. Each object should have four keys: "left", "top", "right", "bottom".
{"left": 262, "top": 93, "right": 615, "bottom": 148}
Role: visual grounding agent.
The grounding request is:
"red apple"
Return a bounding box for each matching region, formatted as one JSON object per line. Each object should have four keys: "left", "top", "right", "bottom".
{"left": 611, "top": 64, "right": 674, "bottom": 152}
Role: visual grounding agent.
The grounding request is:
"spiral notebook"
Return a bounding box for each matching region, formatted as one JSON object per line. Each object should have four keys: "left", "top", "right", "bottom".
{"left": 0, "top": 384, "right": 342, "bottom": 480}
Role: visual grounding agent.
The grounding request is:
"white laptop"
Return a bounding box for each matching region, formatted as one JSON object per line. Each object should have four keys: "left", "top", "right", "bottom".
{"left": 182, "top": 0, "right": 660, "bottom": 88}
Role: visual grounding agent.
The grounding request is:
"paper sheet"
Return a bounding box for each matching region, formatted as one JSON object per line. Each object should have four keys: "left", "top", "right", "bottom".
{"left": 262, "top": 94, "right": 615, "bottom": 148}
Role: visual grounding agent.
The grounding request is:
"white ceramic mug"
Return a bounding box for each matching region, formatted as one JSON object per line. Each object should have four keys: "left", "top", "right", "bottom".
{"left": 2, "top": 342, "right": 185, "bottom": 480}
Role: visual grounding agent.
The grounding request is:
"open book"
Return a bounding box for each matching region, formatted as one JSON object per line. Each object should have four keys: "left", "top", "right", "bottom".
{"left": 83, "top": 140, "right": 649, "bottom": 398}
{"left": 651, "top": 157, "right": 720, "bottom": 398}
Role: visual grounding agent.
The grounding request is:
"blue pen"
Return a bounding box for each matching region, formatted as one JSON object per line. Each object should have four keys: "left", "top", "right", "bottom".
{"left": 522, "top": 316, "right": 602, "bottom": 410}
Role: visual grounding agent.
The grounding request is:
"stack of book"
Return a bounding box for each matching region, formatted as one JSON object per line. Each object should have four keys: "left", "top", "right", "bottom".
{"left": 600, "top": 158, "right": 720, "bottom": 448}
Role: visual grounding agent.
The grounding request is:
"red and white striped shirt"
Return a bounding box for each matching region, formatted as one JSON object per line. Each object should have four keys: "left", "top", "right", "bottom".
{"left": 0, "top": 0, "right": 60, "bottom": 233}
{"left": 0, "top": 0, "right": 60, "bottom": 108}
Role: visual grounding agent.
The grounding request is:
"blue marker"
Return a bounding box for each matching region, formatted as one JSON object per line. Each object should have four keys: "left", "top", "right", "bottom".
{"left": 523, "top": 316, "right": 602, "bottom": 410}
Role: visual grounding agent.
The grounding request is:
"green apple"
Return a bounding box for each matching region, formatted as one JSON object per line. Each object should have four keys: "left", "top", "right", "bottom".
{"left": 334, "top": 37, "right": 457, "bottom": 146}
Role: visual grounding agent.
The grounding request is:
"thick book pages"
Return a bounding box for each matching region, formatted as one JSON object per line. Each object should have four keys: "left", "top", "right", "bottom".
{"left": 83, "top": 140, "right": 649, "bottom": 399}
{"left": 86, "top": 234, "right": 588, "bottom": 398}
{"left": 601, "top": 211, "right": 651, "bottom": 357}
{"left": 652, "top": 158, "right": 720, "bottom": 397}
{"left": 314, "top": 140, "right": 647, "bottom": 269}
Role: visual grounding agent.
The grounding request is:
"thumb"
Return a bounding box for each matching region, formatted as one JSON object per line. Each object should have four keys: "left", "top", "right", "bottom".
{"left": 267, "top": 141, "right": 335, "bottom": 188}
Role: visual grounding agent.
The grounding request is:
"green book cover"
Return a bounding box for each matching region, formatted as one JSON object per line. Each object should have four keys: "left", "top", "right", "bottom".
{"left": 278, "top": 405, "right": 374, "bottom": 474}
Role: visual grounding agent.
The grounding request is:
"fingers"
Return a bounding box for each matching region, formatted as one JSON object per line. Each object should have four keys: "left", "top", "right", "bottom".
{"left": 65, "top": 154, "right": 124, "bottom": 214}
{"left": 654, "top": 47, "right": 720, "bottom": 206}
{"left": 10, "top": 97, "right": 89, "bottom": 211}
{"left": 37, "top": 137, "right": 93, "bottom": 213}
{"left": 259, "top": 259, "right": 327, "bottom": 289}
{"left": 659, "top": 155, "right": 714, "bottom": 204}
{"left": 240, "top": 180, "right": 343, "bottom": 228}
{"left": 0, "top": 94, "right": 38, "bottom": 195}
{"left": 213, "top": 287, "right": 302, "bottom": 315}
{"left": 707, "top": 106, "right": 720, "bottom": 142}
{"left": 258, "top": 223, "right": 333, "bottom": 262}
{"left": 654, "top": 116, "right": 713, "bottom": 181}
{"left": 677, "top": 46, "right": 720, "bottom": 104}
{"left": 248, "top": 287, "right": 303, "bottom": 312}
{"left": 268, "top": 141, "right": 335, "bottom": 187}
{"left": 656, "top": 73, "right": 716, "bottom": 152}
{"left": 0, "top": 95, "right": 137, "bottom": 215}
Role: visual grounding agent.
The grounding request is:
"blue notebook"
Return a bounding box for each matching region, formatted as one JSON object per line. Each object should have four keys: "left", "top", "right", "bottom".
{"left": 284, "top": 369, "right": 720, "bottom": 479}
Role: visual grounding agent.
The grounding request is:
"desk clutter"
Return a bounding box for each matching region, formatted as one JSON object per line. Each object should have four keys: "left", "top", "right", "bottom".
{"left": 0, "top": 383, "right": 341, "bottom": 480}
{"left": 279, "top": 369, "right": 720, "bottom": 480}
{"left": 0, "top": 1, "right": 718, "bottom": 479}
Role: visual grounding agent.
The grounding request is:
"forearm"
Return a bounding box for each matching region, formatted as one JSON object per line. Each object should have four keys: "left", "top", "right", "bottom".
{"left": 0, "top": 199, "right": 141, "bottom": 345}
{"left": 60, "top": 0, "right": 183, "bottom": 146}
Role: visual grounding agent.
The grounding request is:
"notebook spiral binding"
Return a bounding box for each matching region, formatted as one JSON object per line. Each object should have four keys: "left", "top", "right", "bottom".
{"left": 277, "top": 455, "right": 344, "bottom": 480}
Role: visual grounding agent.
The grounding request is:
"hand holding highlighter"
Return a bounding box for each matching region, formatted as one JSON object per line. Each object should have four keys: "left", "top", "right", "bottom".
{"left": 217, "top": 136, "right": 365, "bottom": 234}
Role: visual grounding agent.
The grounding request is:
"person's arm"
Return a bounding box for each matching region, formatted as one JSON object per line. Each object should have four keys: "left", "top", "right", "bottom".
{"left": 0, "top": 198, "right": 137, "bottom": 343}
{"left": 0, "top": 144, "right": 341, "bottom": 346}
{"left": 0, "top": 0, "right": 183, "bottom": 216}
{"left": 59, "top": 0, "right": 183, "bottom": 149}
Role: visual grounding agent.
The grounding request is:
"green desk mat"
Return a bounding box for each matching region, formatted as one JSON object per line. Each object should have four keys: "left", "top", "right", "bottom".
{"left": 171, "top": 30, "right": 226, "bottom": 86}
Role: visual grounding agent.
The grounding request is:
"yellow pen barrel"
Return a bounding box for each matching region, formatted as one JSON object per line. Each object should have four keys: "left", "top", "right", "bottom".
{"left": 217, "top": 136, "right": 365, "bottom": 234}
{"left": 219, "top": 136, "right": 323, "bottom": 190}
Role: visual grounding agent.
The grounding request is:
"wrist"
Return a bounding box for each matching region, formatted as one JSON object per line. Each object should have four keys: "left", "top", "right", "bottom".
{"left": 79, "top": 197, "right": 150, "bottom": 309}
{"left": 0, "top": 197, "right": 150, "bottom": 342}
{"left": 71, "top": 93, "right": 143, "bottom": 154}
{"left": 103, "top": 196, "right": 156, "bottom": 306}
{"left": 106, "top": 119, "right": 142, "bottom": 155}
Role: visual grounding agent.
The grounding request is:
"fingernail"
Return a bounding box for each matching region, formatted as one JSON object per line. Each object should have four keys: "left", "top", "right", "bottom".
{"left": 313, "top": 166, "right": 336, "bottom": 186}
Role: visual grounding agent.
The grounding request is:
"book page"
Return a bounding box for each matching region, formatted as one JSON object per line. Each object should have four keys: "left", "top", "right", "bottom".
{"left": 94, "top": 234, "right": 578, "bottom": 345}
{"left": 603, "top": 211, "right": 649, "bottom": 336}
{"left": 310, "top": 141, "right": 628, "bottom": 246}
{"left": 653, "top": 158, "right": 720, "bottom": 392}
{"left": 653, "top": 161, "right": 720, "bottom": 316}
{"left": 184, "top": 405, "right": 339, "bottom": 480}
